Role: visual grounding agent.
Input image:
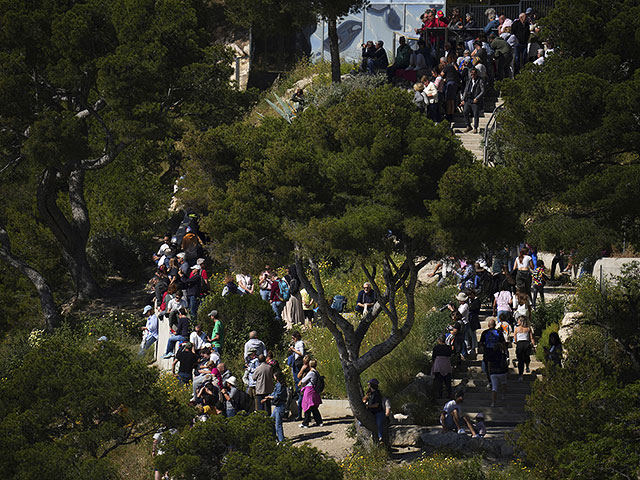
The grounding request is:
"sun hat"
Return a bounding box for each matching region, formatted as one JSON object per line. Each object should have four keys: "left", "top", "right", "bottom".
{"left": 456, "top": 292, "right": 468, "bottom": 302}
{"left": 226, "top": 376, "right": 237, "bottom": 387}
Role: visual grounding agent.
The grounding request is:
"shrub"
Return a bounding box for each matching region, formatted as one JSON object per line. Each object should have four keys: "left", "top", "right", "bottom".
{"left": 516, "top": 325, "right": 640, "bottom": 479}
{"left": 197, "top": 293, "right": 284, "bottom": 359}
{"left": 307, "top": 73, "right": 388, "bottom": 109}
{"left": 536, "top": 323, "right": 559, "bottom": 362}
{"left": 157, "top": 414, "right": 341, "bottom": 480}
{"left": 76, "top": 311, "right": 144, "bottom": 340}
{"left": 530, "top": 296, "right": 567, "bottom": 336}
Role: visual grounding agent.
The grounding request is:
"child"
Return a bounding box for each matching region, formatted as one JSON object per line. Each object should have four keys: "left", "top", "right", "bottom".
{"left": 497, "top": 312, "right": 512, "bottom": 343}
{"left": 473, "top": 412, "right": 487, "bottom": 438}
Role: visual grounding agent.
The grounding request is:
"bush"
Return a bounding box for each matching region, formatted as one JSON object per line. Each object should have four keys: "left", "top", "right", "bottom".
{"left": 197, "top": 293, "right": 284, "bottom": 359}
{"left": 157, "top": 413, "right": 341, "bottom": 480}
{"left": 530, "top": 297, "right": 567, "bottom": 336}
{"left": 516, "top": 325, "right": 640, "bottom": 479}
{"left": 77, "top": 311, "right": 144, "bottom": 340}
{"left": 536, "top": 323, "right": 559, "bottom": 362}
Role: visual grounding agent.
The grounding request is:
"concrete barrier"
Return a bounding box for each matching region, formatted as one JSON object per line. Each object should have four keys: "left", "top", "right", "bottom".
{"left": 592, "top": 257, "right": 639, "bottom": 282}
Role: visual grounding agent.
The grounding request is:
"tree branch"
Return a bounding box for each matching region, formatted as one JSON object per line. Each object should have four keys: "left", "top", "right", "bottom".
{"left": 0, "top": 221, "right": 59, "bottom": 331}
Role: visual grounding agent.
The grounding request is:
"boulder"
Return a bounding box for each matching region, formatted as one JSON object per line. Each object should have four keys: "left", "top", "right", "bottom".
{"left": 389, "top": 425, "right": 432, "bottom": 447}
{"left": 420, "top": 430, "right": 511, "bottom": 458}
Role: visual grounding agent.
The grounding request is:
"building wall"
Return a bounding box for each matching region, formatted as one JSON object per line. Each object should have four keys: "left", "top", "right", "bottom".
{"left": 309, "top": 1, "right": 446, "bottom": 64}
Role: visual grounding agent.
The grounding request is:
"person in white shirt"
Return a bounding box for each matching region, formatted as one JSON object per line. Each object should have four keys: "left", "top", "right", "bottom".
{"left": 514, "top": 247, "right": 535, "bottom": 295}
{"left": 139, "top": 305, "right": 159, "bottom": 356}
{"left": 166, "top": 290, "right": 187, "bottom": 326}
{"left": 440, "top": 390, "right": 477, "bottom": 434}
{"left": 533, "top": 48, "right": 545, "bottom": 65}
{"left": 189, "top": 324, "right": 208, "bottom": 352}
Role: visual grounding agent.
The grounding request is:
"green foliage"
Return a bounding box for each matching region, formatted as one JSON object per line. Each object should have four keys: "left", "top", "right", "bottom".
{"left": 198, "top": 293, "right": 285, "bottom": 359}
{"left": 156, "top": 413, "right": 341, "bottom": 479}
{"left": 572, "top": 262, "right": 640, "bottom": 370}
{"left": 516, "top": 324, "right": 640, "bottom": 479}
{"left": 535, "top": 323, "right": 559, "bottom": 362}
{"left": 341, "top": 448, "right": 531, "bottom": 480}
{"left": 303, "top": 283, "right": 454, "bottom": 401}
{"left": 86, "top": 233, "right": 147, "bottom": 282}
{"left": 306, "top": 73, "right": 387, "bottom": 109}
{"left": 74, "top": 310, "right": 143, "bottom": 340}
{"left": 530, "top": 296, "right": 567, "bottom": 336}
{"left": 183, "top": 84, "right": 468, "bottom": 270}
{"left": 431, "top": 163, "right": 526, "bottom": 258}
{"left": 0, "top": 330, "right": 190, "bottom": 480}
{"left": 492, "top": 1, "right": 640, "bottom": 255}
{"left": 0, "top": 0, "right": 254, "bottom": 325}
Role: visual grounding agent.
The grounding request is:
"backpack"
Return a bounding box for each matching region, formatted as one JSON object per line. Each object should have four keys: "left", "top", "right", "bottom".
{"left": 485, "top": 329, "right": 500, "bottom": 350}
{"left": 331, "top": 295, "right": 347, "bottom": 312}
{"left": 278, "top": 278, "right": 290, "bottom": 301}
{"left": 315, "top": 373, "right": 325, "bottom": 394}
{"left": 235, "top": 389, "right": 252, "bottom": 412}
{"left": 199, "top": 275, "right": 209, "bottom": 294}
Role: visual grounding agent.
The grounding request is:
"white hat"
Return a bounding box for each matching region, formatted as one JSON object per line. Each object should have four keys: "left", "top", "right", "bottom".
{"left": 191, "top": 264, "right": 201, "bottom": 270}
{"left": 197, "top": 258, "right": 205, "bottom": 265}
{"left": 176, "top": 252, "right": 185, "bottom": 259}
{"left": 456, "top": 292, "right": 468, "bottom": 302}
{"left": 226, "top": 376, "right": 237, "bottom": 387}
{"left": 143, "top": 305, "right": 153, "bottom": 314}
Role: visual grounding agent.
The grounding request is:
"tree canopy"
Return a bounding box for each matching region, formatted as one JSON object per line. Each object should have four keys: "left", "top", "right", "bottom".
{"left": 179, "top": 84, "right": 478, "bottom": 435}
{"left": 0, "top": 0, "right": 253, "bottom": 329}
{"left": 490, "top": 0, "right": 640, "bottom": 258}
{"left": 0, "top": 332, "right": 189, "bottom": 479}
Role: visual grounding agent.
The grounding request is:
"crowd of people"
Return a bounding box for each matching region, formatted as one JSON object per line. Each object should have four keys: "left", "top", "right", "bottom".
{"left": 141, "top": 219, "right": 570, "bottom": 458}
{"left": 357, "top": 6, "right": 551, "bottom": 133}
{"left": 429, "top": 245, "right": 565, "bottom": 435}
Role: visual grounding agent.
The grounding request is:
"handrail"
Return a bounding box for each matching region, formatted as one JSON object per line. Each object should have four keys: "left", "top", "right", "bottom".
{"left": 483, "top": 103, "right": 505, "bottom": 166}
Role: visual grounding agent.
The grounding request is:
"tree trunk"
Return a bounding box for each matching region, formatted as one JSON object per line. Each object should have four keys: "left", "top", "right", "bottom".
{"left": 37, "top": 167, "right": 99, "bottom": 299}
{"left": 327, "top": 15, "right": 341, "bottom": 83}
{"left": 0, "top": 224, "right": 60, "bottom": 332}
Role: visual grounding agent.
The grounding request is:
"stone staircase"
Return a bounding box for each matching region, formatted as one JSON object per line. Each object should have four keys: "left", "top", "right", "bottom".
{"left": 452, "top": 92, "right": 502, "bottom": 164}
{"left": 442, "top": 307, "right": 544, "bottom": 428}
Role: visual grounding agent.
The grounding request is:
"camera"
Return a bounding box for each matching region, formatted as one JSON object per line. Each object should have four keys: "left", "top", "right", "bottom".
{"left": 439, "top": 302, "right": 454, "bottom": 312}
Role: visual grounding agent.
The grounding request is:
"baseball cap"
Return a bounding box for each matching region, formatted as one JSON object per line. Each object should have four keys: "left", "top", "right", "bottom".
{"left": 143, "top": 305, "right": 153, "bottom": 314}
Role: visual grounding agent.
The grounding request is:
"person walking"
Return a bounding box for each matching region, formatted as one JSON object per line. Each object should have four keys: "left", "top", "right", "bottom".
{"left": 514, "top": 314, "right": 536, "bottom": 380}
{"left": 298, "top": 359, "right": 323, "bottom": 428}
{"left": 431, "top": 334, "right": 453, "bottom": 398}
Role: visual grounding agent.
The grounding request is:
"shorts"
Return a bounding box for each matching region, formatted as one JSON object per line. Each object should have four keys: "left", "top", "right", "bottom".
{"left": 442, "top": 413, "right": 457, "bottom": 430}
{"left": 490, "top": 373, "right": 508, "bottom": 392}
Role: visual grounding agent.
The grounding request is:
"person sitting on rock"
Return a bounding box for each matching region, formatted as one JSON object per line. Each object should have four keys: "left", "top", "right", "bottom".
{"left": 440, "top": 390, "right": 477, "bottom": 435}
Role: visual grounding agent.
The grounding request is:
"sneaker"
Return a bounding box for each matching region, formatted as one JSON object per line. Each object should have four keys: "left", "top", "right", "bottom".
{"left": 525, "top": 366, "right": 530, "bottom": 373}
{"left": 457, "top": 428, "right": 466, "bottom": 434}
{"left": 473, "top": 128, "right": 478, "bottom": 134}
{"left": 162, "top": 353, "right": 173, "bottom": 359}
{"left": 316, "top": 423, "right": 324, "bottom": 427}
{"left": 463, "top": 126, "right": 473, "bottom": 133}
{"left": 299, "top": 424, "right": 309, "bottom": 429}
{"left": 486, "top": 383, "right": 492, "bottom": 389}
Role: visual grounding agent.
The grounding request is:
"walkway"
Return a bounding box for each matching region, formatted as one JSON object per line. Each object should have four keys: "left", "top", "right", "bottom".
{"left": 443, "top": 307, "right": 544, "bottom": 428}
{"left": 452, "top": 94, "right": 502, "bottom": 163}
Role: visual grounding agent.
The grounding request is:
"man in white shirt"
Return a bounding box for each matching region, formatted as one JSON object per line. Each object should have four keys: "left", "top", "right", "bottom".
{"left": 440, "top": 390, "right": 477, "bottom": 435}
{"left": 189, "top": 324, "right": 208, "bottom": 352}
{"left": 139, "top": 305, "right": 159, "bottom": 356}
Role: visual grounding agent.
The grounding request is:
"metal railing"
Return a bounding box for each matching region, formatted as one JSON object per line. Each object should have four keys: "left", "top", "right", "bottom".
{"left": 483, "top": 103, "right": 505, "bottom": 166}
{"left": 456, "top": 0, "right": 555, "bottom": 27}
